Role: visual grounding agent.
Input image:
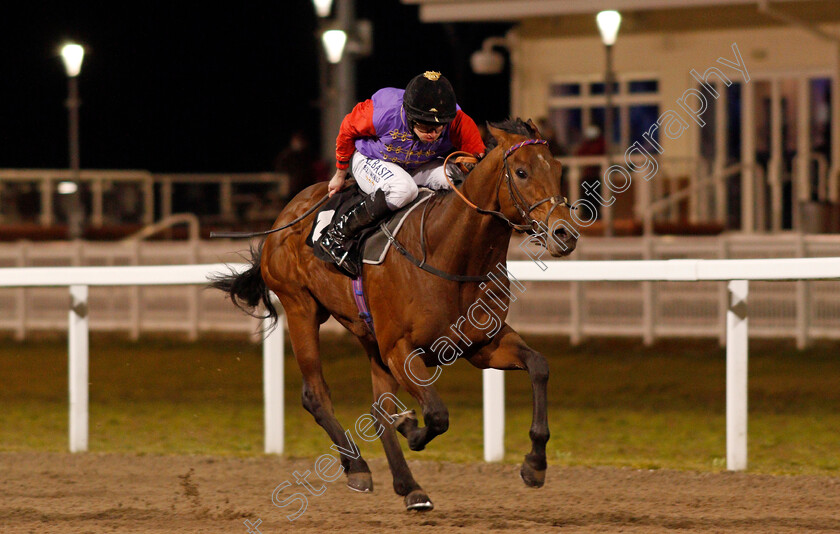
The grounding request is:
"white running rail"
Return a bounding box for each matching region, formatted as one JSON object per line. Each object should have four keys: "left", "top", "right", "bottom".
{"left": 2, "top": 257, "right": 840, "bottom": 471}
{"left": 0, "top": 263, "right": 284, "bottom": 455}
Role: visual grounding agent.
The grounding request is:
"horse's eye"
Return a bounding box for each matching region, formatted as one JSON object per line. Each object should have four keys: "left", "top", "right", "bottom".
{"left": 515, "top": 168, "right": 528, "bottom": 179}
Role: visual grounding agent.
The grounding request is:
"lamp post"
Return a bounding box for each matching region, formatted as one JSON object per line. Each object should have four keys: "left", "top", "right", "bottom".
{"left": 60, "top": 43, "right": 85, "bottom": 240}
{"left": 596, "top": 10, "right": 621, "bottom": 237}
{"left": 313, "top": 0, "right": 371, "bottom": 167}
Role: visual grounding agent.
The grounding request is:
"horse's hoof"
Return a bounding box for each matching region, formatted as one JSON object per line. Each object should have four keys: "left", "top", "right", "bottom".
{"left": 394, "top": 410, "right": 417, "bottom": 434}
{"left": 347, "top": 472, "right": 373, "bottom": 493}
{"left": 520, "top": 462, "right": 546, "bottom": 488}
{"left": 407, "top": 435, "right": 426, "bottom": 452}
{"left": 404, "top": 489, "right": 434, "bottom": 511}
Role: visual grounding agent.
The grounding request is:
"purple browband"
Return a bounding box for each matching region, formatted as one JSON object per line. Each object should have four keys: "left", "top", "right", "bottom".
{"left": 503, "top": 139, "right": 548, "bottom": 159}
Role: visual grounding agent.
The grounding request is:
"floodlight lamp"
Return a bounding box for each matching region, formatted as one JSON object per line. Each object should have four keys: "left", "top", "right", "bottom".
{"left": 322, "top": 29, "right": 347, "bottom": 64}
{"left": 312, "top": 0, "right": 333, "bottom": 17}
{"left": 596, "top": 10, "right": 622, "bottom": 46}
{"left": 61, "top": 43, "right": 85, "bottom": 77}
{"left": 57, "top": 181, "right": 78, "bottom": 195}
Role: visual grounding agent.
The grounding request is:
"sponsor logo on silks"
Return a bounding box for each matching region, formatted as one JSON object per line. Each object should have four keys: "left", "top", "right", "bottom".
{"left": 364, "top": 159, "right": 395, "bottom": 184}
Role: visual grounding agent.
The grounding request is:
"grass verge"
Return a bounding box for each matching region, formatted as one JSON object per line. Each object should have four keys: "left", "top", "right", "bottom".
{"left": 1, "top": 333, "right": 838, "bottom": 476}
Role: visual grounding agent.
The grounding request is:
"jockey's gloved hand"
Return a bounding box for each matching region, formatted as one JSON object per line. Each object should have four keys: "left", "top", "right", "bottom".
{"left": 328, "top": 169, "right": 348, "bottom": 197}
{"left": 454, "top": 153, "right": 481, "bottom": 174}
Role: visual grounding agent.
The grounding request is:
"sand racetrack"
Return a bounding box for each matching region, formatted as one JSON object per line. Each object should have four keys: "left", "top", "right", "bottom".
{"left": 2, "top": 452, "right": 839, "bottom": 533}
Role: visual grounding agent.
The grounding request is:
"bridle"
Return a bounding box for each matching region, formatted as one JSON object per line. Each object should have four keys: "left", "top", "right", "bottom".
{"left": 444, "top": 139, "right": 574, "bottom": 236}
{"left": 500, "top": 139, "right": 575, "bottom": 234}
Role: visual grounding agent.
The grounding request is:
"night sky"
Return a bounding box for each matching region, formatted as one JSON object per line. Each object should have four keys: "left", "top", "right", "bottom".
{"left": 2, "top": 1, "right": 512, "bottom": 173}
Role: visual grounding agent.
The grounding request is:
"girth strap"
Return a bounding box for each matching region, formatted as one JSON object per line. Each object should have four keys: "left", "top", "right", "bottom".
{"left": 352, "top": 275, "right": 376, "bottom": 337}
{"left": 380, "top": 225, "right": 490, "bottom": 283}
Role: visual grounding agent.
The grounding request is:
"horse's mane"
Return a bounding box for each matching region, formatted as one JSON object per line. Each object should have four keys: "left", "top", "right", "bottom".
{"left": 484, "top": 118, "right": 538, "bottom": 152}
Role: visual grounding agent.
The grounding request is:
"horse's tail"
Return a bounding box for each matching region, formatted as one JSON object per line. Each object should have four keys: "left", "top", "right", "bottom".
{"left": 209, "top": 242, "right": 280, "bottom": 328}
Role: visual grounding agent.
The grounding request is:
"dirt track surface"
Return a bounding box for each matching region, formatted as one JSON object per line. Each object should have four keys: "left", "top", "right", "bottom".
{"left": 2, "top": 452, "right": 839, "bottom": 533}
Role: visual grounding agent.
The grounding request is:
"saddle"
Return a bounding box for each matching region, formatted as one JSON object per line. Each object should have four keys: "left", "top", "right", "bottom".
{"left": 306, "top": 187, "right": 435, "bottom": 277}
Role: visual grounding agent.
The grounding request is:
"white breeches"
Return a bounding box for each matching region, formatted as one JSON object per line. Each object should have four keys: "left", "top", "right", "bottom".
{"left": 350, "top": 152, "right": 454, "bottom": 209}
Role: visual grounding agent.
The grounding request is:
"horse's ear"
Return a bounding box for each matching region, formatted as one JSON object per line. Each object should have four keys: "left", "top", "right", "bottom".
{"left": 527, "top": 118, "right": 544, "bottom": 139}
{"left": 487, "top": 123, "right": 511, "bottom": 146}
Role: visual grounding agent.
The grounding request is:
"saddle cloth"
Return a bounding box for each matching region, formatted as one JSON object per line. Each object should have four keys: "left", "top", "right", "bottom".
{"left": 306, "top": 187, "right": 435, "bottom": 273}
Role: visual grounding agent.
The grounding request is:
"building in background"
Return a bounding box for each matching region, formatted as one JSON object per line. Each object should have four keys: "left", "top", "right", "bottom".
{"left": 405, "top": 0, "right": 840, "bottom": 234}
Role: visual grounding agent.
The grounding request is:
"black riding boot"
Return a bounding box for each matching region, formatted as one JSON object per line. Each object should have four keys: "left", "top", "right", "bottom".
{"left": 318, "top": 190, "right": 390, "bottom": 277}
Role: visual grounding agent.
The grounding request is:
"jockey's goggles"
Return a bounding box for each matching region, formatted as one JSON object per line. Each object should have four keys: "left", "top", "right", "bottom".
{"left": 413, "top": 122, "right": 446, "bottom": 134}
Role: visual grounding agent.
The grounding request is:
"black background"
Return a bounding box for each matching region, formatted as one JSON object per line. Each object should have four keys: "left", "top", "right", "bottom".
{"left": 1, "top": 1, "right": 512, "bottom": 173}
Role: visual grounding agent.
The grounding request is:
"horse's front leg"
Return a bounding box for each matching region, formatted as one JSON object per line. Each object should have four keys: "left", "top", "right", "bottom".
{"left": 385, "top": 339, "right": 449, "bottom": 452}
{"left": 470, "top": 324, "right": 549, "bottom": 488}
{"left": 367, "top": 358, "right": 434, "bottom": 511}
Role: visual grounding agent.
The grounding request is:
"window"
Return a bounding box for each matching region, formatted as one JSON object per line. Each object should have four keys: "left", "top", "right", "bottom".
{"left": 551, "top": 83, "right": 581, "bottom": 97}
{"left": 548, "top": 76, "right": 660, "bottom": 156}
{"left": 629, "top": 80, "right": 658, "bottom": 94}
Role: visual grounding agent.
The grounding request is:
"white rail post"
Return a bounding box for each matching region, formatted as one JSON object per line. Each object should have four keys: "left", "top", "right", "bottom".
{"left": 483, "top": 368, "right": 505, "bottom": 462}
{"left": 796, "top": 234, "right": 810, "bottom": 350}
{"left": 263, "top": 305, "right": 285, "bottom": 454}
{"left": 642, "top": 236, "right": 655, "bottom": 346}
{"left": 569, "top": 251, "right": 583, "bottom": 345}
{"left": 726, "top": 280, "right": 748, "bottom": 471}
{"left": 15, "top": 242, "right": 28, "bottom": 341}
{"left": 187, "top": 241, "right": 199, "bottom": 341}
{"left": 69, "top": 285, "right": 89, "bottom": 452}
{"left": 129, "top": 240, "right": 141, "bottom": 341}
{"left": 717, "top": 237, "right": 729, "bottom": 347}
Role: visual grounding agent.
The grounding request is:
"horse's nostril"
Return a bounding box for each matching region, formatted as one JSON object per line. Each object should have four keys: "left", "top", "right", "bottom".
{"left": 552, "top": 227, "right": 568, "bottom": 241}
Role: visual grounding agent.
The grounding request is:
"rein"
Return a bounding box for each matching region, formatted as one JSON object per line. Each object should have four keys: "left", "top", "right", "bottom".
{"left": 442, "top": 140, "right": 574, "bottom": 235}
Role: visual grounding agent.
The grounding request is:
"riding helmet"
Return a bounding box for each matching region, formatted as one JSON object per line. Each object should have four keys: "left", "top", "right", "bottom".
{"left": 403, "top": 71, "right": 457, "bottom": 125}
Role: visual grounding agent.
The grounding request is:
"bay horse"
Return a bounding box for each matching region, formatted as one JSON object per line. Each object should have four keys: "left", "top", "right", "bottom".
{"left": 212, "top": 119, "right": 577, "bottom": 511}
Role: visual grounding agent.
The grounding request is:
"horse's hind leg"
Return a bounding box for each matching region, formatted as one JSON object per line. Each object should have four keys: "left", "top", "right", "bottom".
{"left": 284, "top": 302, "right": 373, "bottom": 492}
{"left": 368, "top": 358, "right": 433, "bottom": 511}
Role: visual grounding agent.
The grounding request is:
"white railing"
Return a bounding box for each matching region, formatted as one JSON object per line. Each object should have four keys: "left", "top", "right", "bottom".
{"left": 506, "top": 233, "right": 840, "bottom": 349}
{"left": 4, "top": 235, "right": 840, "bottom": 345}
{"left": 0, "top": 263, "right": 285, "bottom": 456}
{"left": 0, "top": 240, "right": 261, "bottom": 341}
{"left": 481, "top": 257, "right": 840, "bottom": 470}
{"left": 3, "top": 258, "right": 840, "bottom": 471}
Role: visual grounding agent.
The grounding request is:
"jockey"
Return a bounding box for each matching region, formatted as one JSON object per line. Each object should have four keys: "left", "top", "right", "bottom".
{"left": 318, "top": 71, "right": 486, "bottom": 274}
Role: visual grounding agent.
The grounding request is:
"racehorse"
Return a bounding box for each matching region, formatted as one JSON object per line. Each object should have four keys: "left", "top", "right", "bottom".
{"left": 211, "top": 118, "right": 577, "bottom": 511}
